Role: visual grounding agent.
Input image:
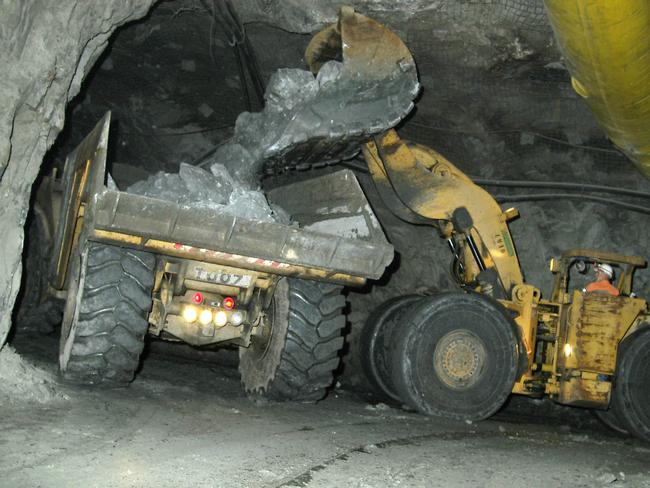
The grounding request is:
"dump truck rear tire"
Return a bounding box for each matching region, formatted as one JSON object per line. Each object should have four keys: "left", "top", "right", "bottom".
{"left": 611, "top": 328, "right": 650, "bottom": 442}
{"left": 239, "top": 278, "right": 345, "bottom": 402}
{"left": 59, "top": 242, "right": 155, "bottom": 386}
{"left": 392, "top": 292, "right": 520, "bottom": 421}
{"left": 360, "top": 294, "right": 423, "bottom": 403}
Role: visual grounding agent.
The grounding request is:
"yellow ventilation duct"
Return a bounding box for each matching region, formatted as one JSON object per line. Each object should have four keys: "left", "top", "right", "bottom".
{"left": 544, "top": 0, "right": 650, "bottom": 179}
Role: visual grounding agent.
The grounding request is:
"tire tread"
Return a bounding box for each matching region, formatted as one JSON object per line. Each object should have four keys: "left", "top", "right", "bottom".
{"left": 243, "top": 278, "right": 345, "bottom": 402}
{"left": 62, "top": 243, "right": 154, "bottom": 386}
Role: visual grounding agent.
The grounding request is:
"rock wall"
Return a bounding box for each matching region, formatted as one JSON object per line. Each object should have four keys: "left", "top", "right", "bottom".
{"left": 0, "top": 1, "right": 155, "bottom": 352}
{"left": 234, "top": 0, "right": 548, "bottom": 34}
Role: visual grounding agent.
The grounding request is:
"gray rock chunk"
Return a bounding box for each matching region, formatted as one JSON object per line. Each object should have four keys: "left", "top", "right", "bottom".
{"left": 266, "top": 69, "right": 319, "bottom": 111}
{"left": 126, "top": 162, "right": 281, "bottom": 223}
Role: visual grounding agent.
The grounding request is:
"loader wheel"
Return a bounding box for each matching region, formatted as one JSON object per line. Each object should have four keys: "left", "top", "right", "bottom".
{"left": 239, "top": 278, "right": 345, "bottom": 402}
{"left": 610, "top": 328, "right": 650, "bottom": 442}
{"left": 360, "top": 295, "right": 423, "bottom": 403}
{"left": 59, "top": 242, "right": 155, "bottom": 386}
{"left": 392, "top": 292, "right": 520, "bottom": 421}
{"left": 593, "top": 405, "right": 628, "bottom": 435}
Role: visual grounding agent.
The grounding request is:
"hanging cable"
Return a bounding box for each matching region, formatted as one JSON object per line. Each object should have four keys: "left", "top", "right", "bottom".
{"left": 198, "top": 0, "right": 260, "bottom": 111}
{"left": 222, "top": 0, "right": 264, "bottom": 104}
{"left": 473, "top": 178, "right": 650, "bottom": 200}
{"left": 341, "top": 158, "right": 650, "bottom": 214}
{"left": 194, "top": 138, "right": 233, "bottom": 168}
{"left": 405, "top": 121, "right": 626, "bottom": 156}
{"left": 208, "top": 0, "right": 264, "bottom": 110}
{"left": 345, "top": 159, "right": 650, "bottom": 202}
{"left": 494, "top": 193, "right": 650, "bottom": 215}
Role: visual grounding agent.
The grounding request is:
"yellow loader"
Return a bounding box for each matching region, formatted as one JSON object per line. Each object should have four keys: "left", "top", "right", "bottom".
{"left": 304, "top": 8, "right": 650, "bottom": 442}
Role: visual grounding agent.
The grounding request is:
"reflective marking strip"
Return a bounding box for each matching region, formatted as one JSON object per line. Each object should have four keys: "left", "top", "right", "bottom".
{"left": 501, "top": 230, "right": 515, "bottom": 257}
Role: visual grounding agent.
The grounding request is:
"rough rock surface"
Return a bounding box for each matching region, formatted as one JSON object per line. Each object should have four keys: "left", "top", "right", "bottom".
{"left": 0, "top": 346, "right": 64, "bottom": 404}
{"left": 4, "top": 341, "right": 650, "bottom": 487}
{"left": 0, "top": 1, "right": 155, "bottom": 356}
{"left": 233, "top": 0, "right": 548, "bottom": 34}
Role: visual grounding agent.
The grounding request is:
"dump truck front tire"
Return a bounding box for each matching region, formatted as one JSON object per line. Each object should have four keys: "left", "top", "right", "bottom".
{"left": 59, "top": 242, "right": 155, "bottom": 386}
{"left": 239, "top": 278, "right": 345, "bottom": 402}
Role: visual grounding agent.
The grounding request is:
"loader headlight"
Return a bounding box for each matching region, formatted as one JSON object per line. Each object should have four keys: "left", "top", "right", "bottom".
{"left": 182, "top": 306, "right": 198, "bottom": 323}
{"left": 563, "top": 343, "right": 572, "bottom": 358}
{"left": 199, "top": 309, "right": 213, "bottom": 326}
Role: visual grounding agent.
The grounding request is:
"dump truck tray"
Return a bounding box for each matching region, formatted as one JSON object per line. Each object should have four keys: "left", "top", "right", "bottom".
{"left": 51, "top": 112, "right": 393, "bottom": 288}
{"left": 91, "top": 177, "right": 392, "bottom": 283}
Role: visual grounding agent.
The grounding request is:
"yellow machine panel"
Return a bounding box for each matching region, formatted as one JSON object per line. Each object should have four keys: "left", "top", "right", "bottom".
{"left": 561, "top": 292, "right": 646, "bottom": 375}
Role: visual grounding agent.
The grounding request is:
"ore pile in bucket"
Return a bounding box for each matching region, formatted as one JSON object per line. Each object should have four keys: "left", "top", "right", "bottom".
{"left": 218, "top": 59, "right": 420, "bottom": 185}
{"left": 127, "top": 58, "right": 419, "bottom": 224}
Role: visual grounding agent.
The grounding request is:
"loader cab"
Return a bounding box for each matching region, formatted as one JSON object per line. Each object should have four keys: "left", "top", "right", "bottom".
{"left": 549, "top": 248, "right": 646, "bottom": 304}
{"left": 548, "top": 249, "right": 648, "bottom": 409}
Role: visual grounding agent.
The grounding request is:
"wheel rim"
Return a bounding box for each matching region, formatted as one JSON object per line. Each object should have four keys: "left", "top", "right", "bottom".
{"left": 433, "top": 329, "right": 487, "bottom": 390}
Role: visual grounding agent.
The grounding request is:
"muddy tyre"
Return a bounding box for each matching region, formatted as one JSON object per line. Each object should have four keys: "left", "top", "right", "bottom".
{"left": 239, "top": 278, "right": 345, "bottom": 402}
{"left": 593, "top": 405, "right": 629, "bottom": 435}
{"left": 360, "top": 295, "right": 423, "bottom": 403}
{"left": 392, "top": 292, "right": 520, "bottom": 421}
{"left": 610, "top": 328, "right": 650, "bottom": 442}
{"left": 59, "top": 242, "right": 155, "bottom": 386}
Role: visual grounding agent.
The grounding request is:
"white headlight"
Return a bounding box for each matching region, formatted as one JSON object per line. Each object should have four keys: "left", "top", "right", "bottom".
{"left": 199, "top": 309, "right": 213, "bottom": 326}
{"left": 214, "top": 310, "right": 228, "bottom": 327}
{"left": 182, "top": 306, "right": 198, "bottom": 323}
{"left": 231, "top": 311, "right": 244, "bottom": 326}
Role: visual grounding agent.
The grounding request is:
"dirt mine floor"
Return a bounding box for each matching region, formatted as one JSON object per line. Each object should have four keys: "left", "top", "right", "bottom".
{"left": 3, "top": 333, "right": 650, "bottom": 488}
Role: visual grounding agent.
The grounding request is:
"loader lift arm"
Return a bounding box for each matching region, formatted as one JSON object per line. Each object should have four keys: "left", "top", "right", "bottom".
{"left": 304, "top": 7, "right": 523, "bottom": 300}
{"left": 300, "top": 6, "right": 650, "bottom": 440}
{"left": 362, "top": 131, "right": 524, "bottom": 299}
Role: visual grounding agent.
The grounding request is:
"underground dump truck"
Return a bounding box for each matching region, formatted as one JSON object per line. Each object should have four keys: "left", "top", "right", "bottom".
{"left": 294, "top": 8, "right": 650, "bottom": 443}
{"left": 32, "top": 5, "right": 421, "bottom": 402}
{"left": 35, "top": 110, "right": 393, "bottom": 401}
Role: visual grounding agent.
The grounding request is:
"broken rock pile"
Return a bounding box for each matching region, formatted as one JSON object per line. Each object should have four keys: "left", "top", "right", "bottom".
{"left": 127, "top": 162, "right": 288, "bottom": 223}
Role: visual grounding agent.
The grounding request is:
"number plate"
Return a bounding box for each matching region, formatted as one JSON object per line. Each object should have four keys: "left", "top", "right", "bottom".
{"left": 192, "top": 266, "right": 253, "bottom": 288}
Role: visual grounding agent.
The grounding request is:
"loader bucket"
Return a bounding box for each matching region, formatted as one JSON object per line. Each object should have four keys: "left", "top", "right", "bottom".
{"left": 255, "top": 7, "right": 419, "bottom": 177}
{"left": 305, "top": 6, "right": 417, "bottom": 86}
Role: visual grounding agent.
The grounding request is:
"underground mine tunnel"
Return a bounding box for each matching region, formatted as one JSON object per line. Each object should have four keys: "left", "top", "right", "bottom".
{"left": 3, "top": 0, "right": 650, "bottom": 486}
